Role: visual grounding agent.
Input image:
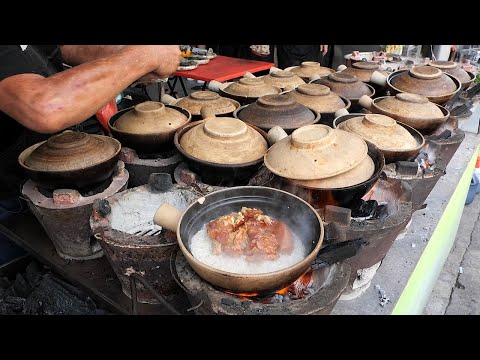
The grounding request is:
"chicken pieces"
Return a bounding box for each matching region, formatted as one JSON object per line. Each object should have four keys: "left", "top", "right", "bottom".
{"left": 206, "top": 207, "right": 294, "bottom": 261}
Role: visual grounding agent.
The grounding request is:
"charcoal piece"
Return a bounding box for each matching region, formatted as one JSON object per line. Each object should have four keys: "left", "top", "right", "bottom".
{"left": 24, "top": 274, "right": 97, "bottom": 315}
{"left": 428, "top": 130, "right": 452, "bottom": 141}
{"left": 396, "top": 161, "right": 419, "bottom": 176}
{"left": 0, "top": 277, "right": 11, "bottom": 289}
{"left": 13, "top": 273, "right": 33, "bottom": 298}
{"left": 148, "top": 173, "right": 173, "bottom": 192}
{"left": 373, "top": 204, "right": 388, "bottom": 220}
{"left": 0, "top": 301, "right": 16, "bottom": 315}
{"left": 351, "top": 200, "right": 378, "bottom": 218}
{"left": 5, "top": 296, "right": 26, "bottom": 312}
{"left": 221, "top": 298, "right": 236, "bottom": 306}
{"left": 316, "top": 237, "right": 367, "bottom": 264}
{"left": 324, "top": 205, "right": 351, "bottom": 225}
{"left": 25, "top": 261, "right": 44, "bottom": 288}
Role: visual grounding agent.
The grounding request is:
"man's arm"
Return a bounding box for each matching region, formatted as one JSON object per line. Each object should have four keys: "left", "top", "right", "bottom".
{"left": 0, "top": 45, "right": 181, "bottom": 133}
{"left": 59, "top": 45, "right": 127, "bottom": 65}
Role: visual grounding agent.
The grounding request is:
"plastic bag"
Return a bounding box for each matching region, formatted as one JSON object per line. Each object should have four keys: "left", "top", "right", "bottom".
{"left": 95, "top": 99, "right": 118, "bottom": 135}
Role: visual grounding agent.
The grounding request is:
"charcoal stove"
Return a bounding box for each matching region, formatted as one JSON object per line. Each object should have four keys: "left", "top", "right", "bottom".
{"left": 121, "top": 147, "right": 183, "bottom": 188}
{"left": 90, "top": 173, "right": 200, "bottom": 304}
{"left": 173, "top": 249, "right": 350, "bottom": 315}
{"left": 383, "top": 118, "right": 465, "bottom": 211}
{"left": 21, "top": 161, "right": 129, "bottom": 260}
{"left": 318, "top": 178, "right": 413, "bottom": 300}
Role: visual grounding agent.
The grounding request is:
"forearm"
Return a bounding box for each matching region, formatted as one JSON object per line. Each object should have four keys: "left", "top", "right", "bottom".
{"left": 0, "top": 46, "right": 158, "bottom": 133}
{"left": 59, "top": 45, "right": 127, "bottom": 65}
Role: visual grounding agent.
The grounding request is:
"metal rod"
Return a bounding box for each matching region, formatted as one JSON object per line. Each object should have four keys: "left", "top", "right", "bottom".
{"left": 129, "top": 273, "right": 181, "bottom": 315}
{"left": 130, "top": 276, "right": 138, "bottom": 315}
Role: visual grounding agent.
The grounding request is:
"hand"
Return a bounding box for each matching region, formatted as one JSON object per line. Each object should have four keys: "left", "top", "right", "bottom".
{"left": 148, "top": 45, "right": 182, "bottom": 78}
{"left": 320, "top": 45, "right": 329, "bottom": 56}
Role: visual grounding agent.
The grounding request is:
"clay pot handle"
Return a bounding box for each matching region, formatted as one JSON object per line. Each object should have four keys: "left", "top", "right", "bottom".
{"left": 370, "top": 71, "right": 387, "bottom": 86}
{"left": 269, "top": 66, "right": 282, "bottom": 74}
{"left": 308, "top": 74, "right": 321, "bottom": 82}
{"left": 334, "top": 108, "right": 350, "bottom": 118}
{"left": 282, "top": 84, "right": 296, "bottom": 92}
{"left": 153, "top": 203, "right": 182, "bottom": 233}
{"left": 160, "top": 93, "right": 178, "bottom": 105}
{"left": 337, "top": 64, "right": 347, "bottom": 71}
{"left": 358, "top": 95, "right": 373, "bottom": 110}
{"left": 208, "top": 80, "right": 223, "bottom": 92}
{"left": 243, "top": 71, "right": 256, "bottom": 78}
{"left": 200, "top": 106, "right": 216, "bottom": 120}
{"left": 267, "top": 126, "right": 288, "bottom": 145}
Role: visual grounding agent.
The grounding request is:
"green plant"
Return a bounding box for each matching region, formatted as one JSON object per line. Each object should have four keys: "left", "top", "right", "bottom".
{"left": 475, "top": 72, "right": 480, "bottom": 84}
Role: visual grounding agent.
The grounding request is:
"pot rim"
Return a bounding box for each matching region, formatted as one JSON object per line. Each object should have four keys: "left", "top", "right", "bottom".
{"left": 370, "top": 95, "right": 450, "bottom": 121}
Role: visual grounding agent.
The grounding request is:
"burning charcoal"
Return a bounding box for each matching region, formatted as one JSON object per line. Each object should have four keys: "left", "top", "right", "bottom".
{"left": 13, "top": 274, "right": 33, "bottom": 298}
{"left": 0, "top": 277, "right": 11, "bottom": 290}
{"left": 396, "top": 161, "right": 419, "bottom": 176}
{"left": 351, "top": 199, "right": 378, "bottom": 218}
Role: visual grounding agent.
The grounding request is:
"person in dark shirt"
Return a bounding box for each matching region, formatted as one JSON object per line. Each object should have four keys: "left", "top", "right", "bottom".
{"left": 0, "top": 45, "right": 181, "bottom": 219}
{"left": 277, "top": 45, "right": 329, "bottom": 69}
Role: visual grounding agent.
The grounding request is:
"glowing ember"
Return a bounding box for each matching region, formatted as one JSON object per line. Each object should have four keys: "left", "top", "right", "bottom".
{"left": 224, "top": 270, "right": 315, "bottom": 303}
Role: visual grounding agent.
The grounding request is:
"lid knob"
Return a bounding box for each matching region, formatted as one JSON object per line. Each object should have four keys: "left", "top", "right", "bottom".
{"left": 133, "top": 101, "right": 166, "bottom": 118}
{"left": 296, "top": 84, "right": 330, "bottom": 96}
{"left": 409, "top": 66, "right": 443, "bottom": 79}
{"left": 203, "top": 118, "right": 248, "bottom": 139}
{"left": 190, "top": 91, "right": 220, "bottom": 101}
{"left": 291, "top": 124, "right": 335, "bottom": 149}
{"left": 362, "top": 114, "right": 396, "bottom": 128}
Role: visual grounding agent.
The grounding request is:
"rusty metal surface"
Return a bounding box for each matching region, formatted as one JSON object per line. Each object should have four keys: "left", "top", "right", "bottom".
{"left": 0, "top": 213, "right": 191, "bottom": 315}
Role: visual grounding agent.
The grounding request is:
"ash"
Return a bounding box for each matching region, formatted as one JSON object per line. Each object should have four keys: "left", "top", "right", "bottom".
{"left": 375, "top": 285, "right": 391, "bottom": 307}
{"left": 0, "top": 260, "right": 111, "bottom": 315}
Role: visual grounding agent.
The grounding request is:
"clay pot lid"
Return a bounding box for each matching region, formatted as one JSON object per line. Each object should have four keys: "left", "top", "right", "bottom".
{"left": 179, "top": 116, "right": 268, "bottom": 164}
{"left": 429, "top": 60, "right": 457, "bottom": 70}
{"left": 338, "top": 114, "right": 418, "bottom": 151}
{"left": 288, "top": 84, "right": 347, "bottom": 113}
{"left": 290, "top": 154, "right": 374, "bottom": 189}
{"left": 290, "top": 62, "right": 334, "bottom": 78}
{"left": 264, "top": 124, "right": 367, "bottom": 180}
{"left": 235, "top": 94, "right": 318, "bottom": 130}
{"left": 429, "top": 61, "right": 471, "bottom": 83}
{"left": 263, "top": 70, "right": 305, "bottom": 88}
{"left": 409, "top": 65, "right": 443, "bottom": 79}
{"left": 175, "top": 91, "right": 239, "bottom": 116}
{"left": 23, "top": 131, "right": 119, "bottom": 172}
{"left": 375, "top": 92, "right": 444, "bottom": 119}
{"left": 328, "top": 72, "right": 358, "bottom": 83}
{"left": 223, "top": 77, "right": 280, "bottom": 98}
{"left": 352, "top": 61, "right": 380, "bottom": 70}
{"left": 113, "top": 101, "right": 189, "bottom": 134}
{"left": 390, "top": 66, "right": 459, "bottom": 97}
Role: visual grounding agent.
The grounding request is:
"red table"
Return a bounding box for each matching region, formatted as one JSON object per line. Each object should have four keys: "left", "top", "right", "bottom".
{"left": 169, "top": 55, "right": 275, "bottom": 97}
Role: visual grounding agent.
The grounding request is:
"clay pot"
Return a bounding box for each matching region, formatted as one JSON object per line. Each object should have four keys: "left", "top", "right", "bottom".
{"left": 339, "top": 61, "right": 389, "bottom": 83}
{"left": 428, "top": 60, "right": 475, "bottom": 90}
{"left": 262, "top": 69, "right": 306, "bottom": 90}
{"left": 233, "top": 94, "right": 320, "bottom": 133}
{"left": 285, "top": 84, "right": 351, "bottom": 127}
{"left": 371, "top": 65, "right": 461, "bottom": 104}
{"left": 173, "top": 91, "right": 240, "bottom": 119}
{"left": 212, "top": 77, "right": 282, "bottom": 105}
{"left": 286, "top": 62, "right": 334, "bottom": 82}
{"left": 358, "top": 92, "right": 449, "bottom": 134}
{"left": 264, "top": 124, "right": 368, "bottom": 180}
{"left": 333, "top": 113, "right": 425, "bottom": 163}
{"left": 312, "top": 72, "right": 375, "bottom": 111}
{"left": 19, "top": 131, "right": 121, "bottom": 189}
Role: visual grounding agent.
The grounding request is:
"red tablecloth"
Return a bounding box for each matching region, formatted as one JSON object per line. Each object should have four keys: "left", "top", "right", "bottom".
{"left": 174, "top": 55, "right": 274, "bottom": 83}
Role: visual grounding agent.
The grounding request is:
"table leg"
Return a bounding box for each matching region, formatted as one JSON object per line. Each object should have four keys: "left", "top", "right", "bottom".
{"left": 179, "top": 77, "right": 189, "bottom": 97}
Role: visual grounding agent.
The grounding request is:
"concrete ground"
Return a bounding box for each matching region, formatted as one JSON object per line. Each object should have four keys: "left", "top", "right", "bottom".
{"left": 424, "top": 187, "right": 480, "bottom": 315}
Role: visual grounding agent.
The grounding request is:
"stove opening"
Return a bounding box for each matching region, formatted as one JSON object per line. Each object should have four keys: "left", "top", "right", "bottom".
{"left": 350, "top": 199, "right": 388, "bottom": 220}
{"left": 137, "top": 149, "right": 179, "bottom": 160}
{"left": 37, "top": 174, "right": 114, "bottom": 198}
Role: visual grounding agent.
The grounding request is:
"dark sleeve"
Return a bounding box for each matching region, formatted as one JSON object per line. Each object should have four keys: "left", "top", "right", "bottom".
{"left": 0, "top": 45, "right": 58, "bottom": 81}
